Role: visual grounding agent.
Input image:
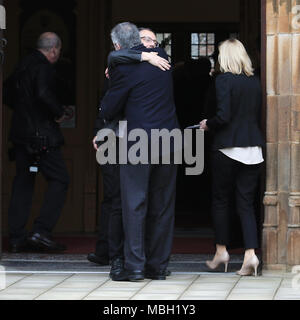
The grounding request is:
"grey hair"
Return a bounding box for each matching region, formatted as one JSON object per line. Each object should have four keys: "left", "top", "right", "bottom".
{"left": 111, "top": 22, "right": 141, "bottom": 49}
{"left": 36, "top": 32, "right": 62, "bottom": 51}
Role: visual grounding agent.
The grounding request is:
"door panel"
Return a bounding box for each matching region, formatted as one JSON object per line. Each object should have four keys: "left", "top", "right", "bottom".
{"left": 0, "top": 0, "right": 5, "bottom": 255}
{"left": 1, "top": 0, "right": 110, "bottom": 237}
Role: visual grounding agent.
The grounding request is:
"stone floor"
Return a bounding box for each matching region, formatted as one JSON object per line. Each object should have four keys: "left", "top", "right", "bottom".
{"left": 0, "top": 253, "right": 299, "bottom": 300}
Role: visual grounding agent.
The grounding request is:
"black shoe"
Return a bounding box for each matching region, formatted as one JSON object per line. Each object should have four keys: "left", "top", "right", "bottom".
{"left": 145, "top": 269, "right": 171, "bottom": 280}
{"left": 87, "top": 253, "right": 109, "bottom": 266}
{"left": 27, "top": 233, "right": 66, "bottom": 252}
{"left": 109, "top": 257, "right": 124, "bottom": 280}
{"left": 111, "top": 269, "right": 144, "bottom": 282}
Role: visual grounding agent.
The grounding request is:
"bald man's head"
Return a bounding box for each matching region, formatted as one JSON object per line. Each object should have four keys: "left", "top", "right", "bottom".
{"left": 37, "top": 32, "right": 62, "bottom": 64}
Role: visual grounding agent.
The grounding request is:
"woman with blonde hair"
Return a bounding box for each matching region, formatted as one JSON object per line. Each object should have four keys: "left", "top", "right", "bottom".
{"left": 200, "top": 39, "right": 264, "bottom": 276}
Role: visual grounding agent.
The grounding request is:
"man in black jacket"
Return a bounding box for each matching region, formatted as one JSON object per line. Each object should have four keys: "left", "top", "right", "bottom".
{"left": 5, "top": 32, "right": 69, "bottom": 253}
{"left": 88, "top": 28, "right": 171, "bottom": 268}
{"left": 98, "top": 22, "right": 178, "bottom": 281}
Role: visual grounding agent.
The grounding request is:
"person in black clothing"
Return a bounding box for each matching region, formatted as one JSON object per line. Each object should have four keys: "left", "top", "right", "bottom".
{"left": 200, "top": 39, "right": 264, "bottom": 276}
{"left": 5, "top": 32, "right": 69, "bottom": 253}
{"left": 87, "top": 28, "right": 171, "bottom": 268}
{"left": 87, "top": 79, "right": 121, "bottom": 267}
{"left": 98, "top": 22, "right": 178, "bottom": 282}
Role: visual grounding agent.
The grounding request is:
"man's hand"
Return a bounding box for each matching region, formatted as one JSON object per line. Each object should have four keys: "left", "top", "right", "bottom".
{"left": 141, "top": 52, "right": 171, "bottom": 71}
{"left": 93, "top": 136, "right": 98, "bottom": 151}
{"left": 55, "top": 113, "right": 66, "bottom": 123}
{"left": 105, "top": 67, "right": 109, "bottom": 79}
{"left": 200, "top": 119, "right": 209, "bottom": 131}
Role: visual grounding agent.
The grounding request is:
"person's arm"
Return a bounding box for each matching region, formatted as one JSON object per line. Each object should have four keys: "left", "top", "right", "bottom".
{"left": 36, "top": 64, "right": 65, "bottom": 119}
{"left": 205, "top": 74, "right": 232, "bottom": 131}
{"left": 108, "top": 49, "right": 170, "bottom": 71}
{"left": 108, "top": 49, "right": 142, "bottom": 67}
{"left": 99, "top": 66, "right": 130, "bottom": 121}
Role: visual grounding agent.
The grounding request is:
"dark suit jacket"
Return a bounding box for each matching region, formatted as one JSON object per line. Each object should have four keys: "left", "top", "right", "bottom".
{"left": 206, "top": 72, "right": 264, "bottom": 150}
{"left": 107, "top": 49, "right": 141, "bottom": 68}
{"left": 99, "top": 44, "right": 179, "bottom": 138}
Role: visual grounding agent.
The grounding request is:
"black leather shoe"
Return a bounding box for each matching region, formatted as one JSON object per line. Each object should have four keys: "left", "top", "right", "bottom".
{"left": 87, "top": 253, "right": 109, "bottom": 266}
{"left": 27, "top": 233, "right": 66, "bottom": 252}
{"left": 109, "top": 257, "right": 124, "bottom": 280}
{"left": 145, "top": 269, "right": 171, "bottom": 280}
{"left": 111, "top": 269, "right": 144, "bottom": 282}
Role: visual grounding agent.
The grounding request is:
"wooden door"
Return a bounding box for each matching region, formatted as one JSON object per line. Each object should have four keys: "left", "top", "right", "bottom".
{"left": 0, "top": 0, "right": 5, "bottom": 256}
{"left": 1, "top": 0, "right": 111, "bottom": 237}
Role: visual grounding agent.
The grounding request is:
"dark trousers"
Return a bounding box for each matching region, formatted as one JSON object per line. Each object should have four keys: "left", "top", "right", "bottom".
{"left": 95, "top": 163, "right": 123, "bottom": 260}
{"left": 8, "top": 145, "right": 69, "bottom": 244}
{"left": 211, "top": 150, "right": 261, "bottom": 249}
{"left": 120, "top": 163, "right": 177, "bottom": 271}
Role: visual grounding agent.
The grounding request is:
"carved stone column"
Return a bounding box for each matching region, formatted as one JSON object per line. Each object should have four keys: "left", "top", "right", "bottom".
{"left": 288, "top": 1, "right": 300, "bottom": 264}
{"left": 263, "top": 0, "right": 300, "bottom": 270}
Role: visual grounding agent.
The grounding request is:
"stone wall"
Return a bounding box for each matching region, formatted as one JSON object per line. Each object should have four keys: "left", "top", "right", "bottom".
{"left": 263, "top": 0, "right": 300, "bottom": 270}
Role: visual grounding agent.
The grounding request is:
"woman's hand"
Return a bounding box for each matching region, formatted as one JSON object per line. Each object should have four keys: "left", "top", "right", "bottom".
{"left": 200, "top": 119, "right": 209, "bottom": 131}
{"left": 141, "top": 52, "right": 171, "bottom": 71}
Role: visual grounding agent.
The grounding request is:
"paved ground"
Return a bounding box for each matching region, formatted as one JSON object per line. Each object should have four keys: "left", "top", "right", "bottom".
{"left": 0, "top": 253, "right": 299, "bottom": 300}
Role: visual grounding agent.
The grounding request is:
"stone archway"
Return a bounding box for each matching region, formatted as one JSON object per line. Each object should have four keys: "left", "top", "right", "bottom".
{"left": 263, "top": 0, "right": 300, "bottom": 270}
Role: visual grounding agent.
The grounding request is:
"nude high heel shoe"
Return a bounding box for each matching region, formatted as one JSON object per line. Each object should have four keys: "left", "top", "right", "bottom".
{"left": 236, "top": 254, "right": 259, "bottom": 277}
{"left": 206, "top": 251, "right": 230, "bottom": 272}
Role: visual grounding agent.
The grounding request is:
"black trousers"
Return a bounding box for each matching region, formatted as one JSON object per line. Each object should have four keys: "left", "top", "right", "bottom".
{"left": 95, "top": 163, "right": 123, "bottom": 260}
{"left": 8, "top": 145, "right": 69, "bottom": 244}
{"left": 211, "top": 150, "right": 261, "bottom": 250}
{"left": 120, "top": 163, "right": 177, "bottom": 271}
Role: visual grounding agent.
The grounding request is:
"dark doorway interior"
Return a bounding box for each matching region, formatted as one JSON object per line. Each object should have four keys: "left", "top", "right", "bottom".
{"left": 140, "top": 20, "right": 263, "bottom": 245}
{"left": 1, "top": 0, "right": 264, "bottom": 254}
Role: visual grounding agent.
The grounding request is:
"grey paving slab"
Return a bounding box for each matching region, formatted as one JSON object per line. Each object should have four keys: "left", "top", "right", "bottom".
{"left": 180, "top": 291, "right": 229, "bottom": 300}
{"left": 0, "top": 254, "right": 299, "bottom": 300}
{"left": 131, "top": 293, "right": 181, "bottom": 300}
{"left": 274, "top": 288, "right": 300, "bottom": 300}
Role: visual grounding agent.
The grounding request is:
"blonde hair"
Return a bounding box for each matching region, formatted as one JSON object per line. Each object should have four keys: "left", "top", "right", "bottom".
{"left": 218, "top": 39, "right": 254, "bottom": 76}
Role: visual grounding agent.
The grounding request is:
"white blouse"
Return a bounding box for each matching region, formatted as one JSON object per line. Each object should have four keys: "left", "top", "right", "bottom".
{"left": 219, "top": 147, "right": 264, "bottom": 165}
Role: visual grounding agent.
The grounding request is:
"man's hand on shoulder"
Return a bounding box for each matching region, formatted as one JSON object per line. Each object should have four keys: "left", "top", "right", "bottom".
{"left": 141, "top": 52, "right": 171, "bottom": 71}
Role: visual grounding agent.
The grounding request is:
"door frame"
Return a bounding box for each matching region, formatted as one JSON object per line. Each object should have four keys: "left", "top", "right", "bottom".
{"left": 0, "top": 0, "right": 5, "bottom": 258}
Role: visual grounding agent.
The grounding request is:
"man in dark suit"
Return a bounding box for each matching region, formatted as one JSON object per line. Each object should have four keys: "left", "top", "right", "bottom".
{"left": 98, "top": 22, "right": 179, "bottom": 281}
{"left": 88, "top": 28, "right": 171, "bottom": 268}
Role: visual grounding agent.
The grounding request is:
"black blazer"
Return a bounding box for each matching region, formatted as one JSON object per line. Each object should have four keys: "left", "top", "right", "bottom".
{"left": 206, "top": 72, "right": 264, "bottom": 150}
{"left": 99, "top": 44, "right": 179, "bottom": 136}
{"left": 107, "top": 49, "right": 141, "bottom": 68}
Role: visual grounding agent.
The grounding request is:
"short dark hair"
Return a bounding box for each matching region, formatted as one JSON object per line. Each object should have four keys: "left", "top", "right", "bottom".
{"left": 111, "top": 22, "right": 141, "bottom": 49}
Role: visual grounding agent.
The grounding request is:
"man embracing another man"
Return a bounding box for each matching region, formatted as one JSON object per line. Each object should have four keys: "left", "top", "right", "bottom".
{"left": 97, "top": 22, "right": 179, "bottom": 281}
